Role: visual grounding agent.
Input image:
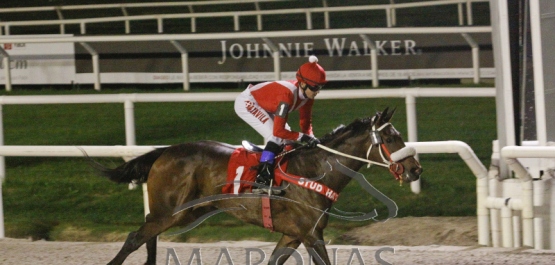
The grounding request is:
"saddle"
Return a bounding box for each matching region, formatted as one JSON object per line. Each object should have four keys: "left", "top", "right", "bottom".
{"left": 222, "top": 141, "right": 289, "bottom": 195}
{"left": 222, "top": 141, "right": 339, "bottom": 201}
{"left": 222, "top": 141, "right": 340, "bottom": 231}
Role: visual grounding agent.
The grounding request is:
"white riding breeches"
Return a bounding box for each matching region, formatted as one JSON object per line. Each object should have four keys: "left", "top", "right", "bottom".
{"left": 234, "top": 88, "right": 291, "bottom": 145}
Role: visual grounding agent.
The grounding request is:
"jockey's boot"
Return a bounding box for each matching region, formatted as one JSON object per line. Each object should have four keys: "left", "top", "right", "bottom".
{"left": 252, "top": 141, "right": 284, "bottom": 195}
{"left": 253, "top": 161, "right": 274, "bottom": 187}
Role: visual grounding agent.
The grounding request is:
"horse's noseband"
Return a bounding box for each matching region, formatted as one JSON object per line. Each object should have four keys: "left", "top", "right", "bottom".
{"left": 389, "top": 162, "right": 404, "bottom": 180}
{"left": 387, "top": 145, "right": 416, "bottom": 180}
{"left": 366, "top": 122, "right": 417, "bottom": 182}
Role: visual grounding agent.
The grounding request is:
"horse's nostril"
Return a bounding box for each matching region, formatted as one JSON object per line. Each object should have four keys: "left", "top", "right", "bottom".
{"left": 412, "top": 167, "right": 423, "bottom": 175}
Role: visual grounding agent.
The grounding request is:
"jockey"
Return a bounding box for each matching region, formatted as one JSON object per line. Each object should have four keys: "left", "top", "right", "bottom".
{"left": 234, "top": 55, "right": 326, "bottom": 194}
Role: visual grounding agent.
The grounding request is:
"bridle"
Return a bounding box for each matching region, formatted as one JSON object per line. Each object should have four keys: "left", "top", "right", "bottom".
{"left": 316, "top": 121, "right": 416, "bottom": 182}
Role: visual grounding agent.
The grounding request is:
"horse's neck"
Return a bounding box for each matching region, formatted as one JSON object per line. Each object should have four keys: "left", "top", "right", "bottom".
{"left": 289, "top": 139, "right": 369, "bottom": 193}
{"left": 322, "top": 142, "right": 368, "bottom": 192}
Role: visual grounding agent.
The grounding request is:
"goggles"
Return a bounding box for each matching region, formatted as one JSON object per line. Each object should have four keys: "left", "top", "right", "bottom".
{"left": 306, "top": 83, "right": 324, "bottom": 92}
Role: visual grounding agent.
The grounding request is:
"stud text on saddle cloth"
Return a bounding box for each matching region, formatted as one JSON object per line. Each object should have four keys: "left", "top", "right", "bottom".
{"left": 222, "top": 147, "right": 339, "bottom": 202}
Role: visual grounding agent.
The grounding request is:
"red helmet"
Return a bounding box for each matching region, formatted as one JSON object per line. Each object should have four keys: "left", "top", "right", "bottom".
{"left": 296, "top": 55, "right": 327, "bottom": 87}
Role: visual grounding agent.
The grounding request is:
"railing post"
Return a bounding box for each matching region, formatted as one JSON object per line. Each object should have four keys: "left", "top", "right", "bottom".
{"left": 262, "top": 38, "right": 280, "bottom": 80}
{"left": 80, "top": 22, "right": 86, "bottom": 34}
{"left": 323, "top": 0, "right": 330, "bottom": 29}
{"left": 254, "top": 2, "right": 263, "bottom": 31}
{"left": 466, "top": 0, "right": 474, "bottom": 25}
{"left": 157, "top": 17, "right": 163, "bottom": 33}
{"left": 0, "top": 178, "right": 4, "bottom": 238}
{"left": 359, "top": 34, "right": 379, "bottom": 88}
{"left": 457, "top": 3, "right": 464, "bottom": 26}
{"left": 405, "top": 94, "right": 420, "bottom": 194}
{"left": 79, "top": 42, "right": 101, "bottom": 91}
{"left": 121, "top": 6, "right": 131, "bottom": 34}
{"left": 385, "top": 7, "right": 392, "bottom": 28}
{"left": 123, "top": 99, "right": 149, "bottom": 216}
{"left": 305, "top": 11, "right": 312, "bottom": 30}
{"left": 234, "top": 15, "right": 240, "bottom": 31}
{"left": 0, "top": 47, "right": 12, "bottom": 92}
{"left": 0, "top": 104, "right": 4, "bottom": 238}
{"left": 0, "top": 105, "right": 4, "bottom": 183}
{"left": 55, "top": 6, "right": 65, "bottom": 34}
{"left": 389, "top": 0, "right": 396, "bottom": 27}
{"left": 170, "top": 40, "right": 190, "bottom": 91}
{"left": 124, "top": 100, "right": 136, "bottom": 146}
{"left": 188, "top": 5, "right": 196, "bottom": 33}
{"left": 461, "top": 33, "right": 480, "bottom": 84}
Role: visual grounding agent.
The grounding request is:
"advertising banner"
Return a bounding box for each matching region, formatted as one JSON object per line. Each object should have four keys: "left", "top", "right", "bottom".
{"left": 0, "top": 35, "right": 75, "bottom": 84}
{"left": 74, "top": 33, "right": 494, "bottom": 84}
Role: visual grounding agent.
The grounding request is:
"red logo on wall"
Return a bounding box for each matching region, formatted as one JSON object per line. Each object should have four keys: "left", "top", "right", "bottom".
{"left": 3, "top": 43, "right": 12, "bottom": 50}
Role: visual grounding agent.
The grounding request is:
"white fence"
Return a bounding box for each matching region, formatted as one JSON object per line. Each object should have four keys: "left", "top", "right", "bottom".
{"left": 0, "top": 88, "right": 495, "bottom": 239}
{"left": 0, "top": 87, "right": 496, "bottom": 176}
{"left": 0, "top": 88, "right": 496, "bottom": 188}
{"left": 0, "top": 0, "right": 489, "bottom": 35}
{"left": 0, "top": 141, "right": 490, "bottom": 245}
{"left": 493, "top": 145, "right": 555, "bottom": 249}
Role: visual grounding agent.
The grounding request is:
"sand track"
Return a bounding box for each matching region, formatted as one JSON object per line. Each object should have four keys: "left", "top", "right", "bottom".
{"left": 2, "top": 217, "right": 555, "bottom": 264}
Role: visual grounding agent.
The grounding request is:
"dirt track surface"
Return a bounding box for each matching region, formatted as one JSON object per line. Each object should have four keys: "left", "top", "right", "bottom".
{"left": 2, "top": 217, "right": 555, "bottom": 264}
{"left": 2, "top": 238, "right": 555, "bottom": 265}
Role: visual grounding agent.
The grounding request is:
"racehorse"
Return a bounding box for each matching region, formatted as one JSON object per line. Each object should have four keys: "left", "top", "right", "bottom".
{"left": 96, "top": 107, "right": 422, "bottom": 265}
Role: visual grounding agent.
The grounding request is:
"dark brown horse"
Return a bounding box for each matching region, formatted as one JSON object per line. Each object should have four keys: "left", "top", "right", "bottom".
{"left": 97, "top": 107, "right": 422, "bottom": 265}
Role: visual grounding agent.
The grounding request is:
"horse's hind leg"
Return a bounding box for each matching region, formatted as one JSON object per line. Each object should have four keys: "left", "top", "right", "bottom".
{"left": 268, "top": 234, "right": 301, "bottom": 265}
{"left": 144, "top": 236, "right": 158, "bottom": 265}
{"left": 107, "top": 212, "right": 179, "bottom": 265}
{"left": 108, "top": 206, "right": 215, "bottom": 265}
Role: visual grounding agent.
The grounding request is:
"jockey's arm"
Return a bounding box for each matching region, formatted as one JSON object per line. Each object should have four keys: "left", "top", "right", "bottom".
{"left": 298, "top": 100, "right": 314, "bottom": 136}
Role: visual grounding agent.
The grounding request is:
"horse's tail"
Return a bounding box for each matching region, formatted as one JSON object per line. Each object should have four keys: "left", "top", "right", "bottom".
{"left": 91, "top": 147, "right": 169, "bottom": 184}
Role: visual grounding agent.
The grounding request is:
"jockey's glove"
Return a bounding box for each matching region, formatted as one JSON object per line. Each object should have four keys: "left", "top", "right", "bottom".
{"left": 300, "top": 134, "right": 321, "bottom": 148}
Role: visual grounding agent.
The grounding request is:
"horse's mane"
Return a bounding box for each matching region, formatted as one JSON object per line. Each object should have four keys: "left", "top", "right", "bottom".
{"left": 284, "top": 116, "right": 374, "bottom": 160}
{"left": 319, "top": 116, "right": 373, "bottom": 144}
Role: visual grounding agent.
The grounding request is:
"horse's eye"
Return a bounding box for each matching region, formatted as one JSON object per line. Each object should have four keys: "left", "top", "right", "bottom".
{"left": 385, "top": 138, "right": 393, "bottom": 144}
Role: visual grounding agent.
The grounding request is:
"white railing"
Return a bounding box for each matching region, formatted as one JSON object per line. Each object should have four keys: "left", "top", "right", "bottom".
{"left": 0, "top": 0, "right": 489, "bottom": 35}
{"left": 0, "top": 140, "right": 490, "bottom": 240}
{"left": 0, "top": 88, "right": 495, "bottom": 190}
{"left": 407, "top": 141, "right": 489, "bottom": 246}
{"left": 496, "top": 145, "right": 555, "bottom": 250}
{"left": 0, "top": 26, "right": 493, "bottom": 91}
{"left": 0, "top": 145, "right": 161, "bottom": 239}
{"left": 0, "top": 0, "right": 287, "bottom": 14}
{"left": 0, "top": 88, "right": 495, "bottom": 239}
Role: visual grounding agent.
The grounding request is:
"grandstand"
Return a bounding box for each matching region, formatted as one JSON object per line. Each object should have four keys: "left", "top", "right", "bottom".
{"left": 0, "top": 0, "right": 493, "bottom": 90}
{"left": 0, "top": 0, "right": 491, "bottom": 35}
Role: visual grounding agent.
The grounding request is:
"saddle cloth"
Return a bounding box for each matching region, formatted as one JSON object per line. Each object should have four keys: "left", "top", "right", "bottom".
{"left": 222, "top": 147, "right": 289, "bottom": 194}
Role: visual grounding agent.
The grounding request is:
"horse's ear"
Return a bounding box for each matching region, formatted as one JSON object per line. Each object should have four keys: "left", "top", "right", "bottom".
{"left": 381, "top": 107, "right": 396, "bottom": 123}
{"left": 371, "top": 110, "right": 381, "bottom": 126}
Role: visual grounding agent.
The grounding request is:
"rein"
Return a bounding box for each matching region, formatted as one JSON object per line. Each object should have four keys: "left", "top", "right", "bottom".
{"left": 275, "top": 145, "right": 305, "bottom": 159}
{"left": 316, "top": 144, "right": 388, "bottom": 167}
{"left": 316, "top": 122, "right": 416, "bottom": 182}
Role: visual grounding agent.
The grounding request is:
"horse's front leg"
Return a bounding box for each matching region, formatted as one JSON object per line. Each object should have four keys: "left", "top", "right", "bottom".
{"left": 268, "top": 234, "right": 301, "bottom": 265}
{"left": 302, "top": 232, "right": 332, "bottom": 265}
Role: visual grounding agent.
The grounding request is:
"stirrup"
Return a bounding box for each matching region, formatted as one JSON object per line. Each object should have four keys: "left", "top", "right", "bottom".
{"left": 252, "top": 180, "right": 285, "bottom": 196}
